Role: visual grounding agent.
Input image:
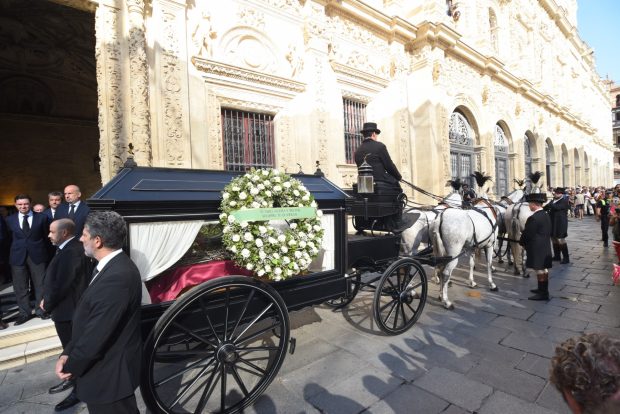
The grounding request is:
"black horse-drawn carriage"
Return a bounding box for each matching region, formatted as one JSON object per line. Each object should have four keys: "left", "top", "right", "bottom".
{"left": 87, "top": 164, "right": 428, "bottom": 413}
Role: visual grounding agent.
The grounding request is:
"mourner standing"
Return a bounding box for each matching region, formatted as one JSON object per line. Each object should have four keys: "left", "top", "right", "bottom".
{"left": 55, "top": 211, "right": 142, "bottom": 414}
{"left": 5, "top": 194, "right": 51, "bottom": 324}
{"left": 519, "top": 193, "right": 553, "bottom": 300}
{"left": 44, "top": 191, "right": 63, "bottom": 221}
{"left": 56, "top": 185, "right": 90, "bottom": 237}
{"left": 354, "top": 122, "right": 411, "bottom": 232}
{"left": 42, "top": 218, "right": 91, "bottom": 411}
{"left": 596, "top": 190, "right": 612, "bottom": 247}
{"left": 545, "top": 187, "right": 570, "bottom": 263}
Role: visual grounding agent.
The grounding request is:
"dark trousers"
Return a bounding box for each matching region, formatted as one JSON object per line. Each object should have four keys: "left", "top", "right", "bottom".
{"left": 87, "top": 394, "right": 139, "bottom": 414}
{"left": 602, "top": 215, "right": 610, "bottom": 243}
{"left": 55, "top": 321, "right": 72, "bottom": 349}
{"left": 11, "top": 256, "right": 46, "bottom": 316}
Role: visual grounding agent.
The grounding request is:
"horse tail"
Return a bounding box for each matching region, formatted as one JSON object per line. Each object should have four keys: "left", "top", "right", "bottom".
{"left": 433, "top": 210, "right": 447, "bottom": 256}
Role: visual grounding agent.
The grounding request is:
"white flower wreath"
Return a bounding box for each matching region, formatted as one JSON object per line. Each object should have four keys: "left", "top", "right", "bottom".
{"left": 219, "top": 168, "right": 324, "bottom": 281}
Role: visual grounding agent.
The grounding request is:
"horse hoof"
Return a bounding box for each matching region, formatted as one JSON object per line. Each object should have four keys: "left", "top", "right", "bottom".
{"left": 491, "top": 266, "right": 496, "bottom": 272}
{"left": 498, "top": 259, "right": 504, "bottom": 264}
{"left": 490, "top": 286, "right": 499, "bottom": 292}
{"left": 448, "top": 281, "right": 453, "bottom": 287}
{"left": 447, "top": 304, "right": 455, "bottom": 310}
{"left": 470, "top": 283, "right": 478, "bottom": 289}
{"left": 522, "top": 273, "right": 530, "bottom": 279}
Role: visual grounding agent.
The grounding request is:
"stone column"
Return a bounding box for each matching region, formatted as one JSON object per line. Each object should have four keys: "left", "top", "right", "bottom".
{"left": 126, "top": 0, "right": 152, "bottom": 166}
{"left": 95, "top": 2, "right": 125, "bottom": 183}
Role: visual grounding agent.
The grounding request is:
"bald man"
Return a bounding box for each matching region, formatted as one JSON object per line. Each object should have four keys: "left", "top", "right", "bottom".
{"left": 56, "top": 185, "right": 90, "bottom": 237}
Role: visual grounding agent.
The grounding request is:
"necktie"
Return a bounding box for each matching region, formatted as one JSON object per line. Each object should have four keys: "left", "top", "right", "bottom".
{"left": 68, "top": 204, "right": 75, "bottom": 219}
{"left": 90, "top": 267, "right": 99, "bottom": 284}
{"left": 22, "top": 215, "right": 30, "bottom": 235}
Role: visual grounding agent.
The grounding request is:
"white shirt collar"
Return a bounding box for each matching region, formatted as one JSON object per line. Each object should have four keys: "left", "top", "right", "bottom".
{"left": 58, "top": 236, "right": 75, "bottom": 250}
{"left": 71, "top": 200, "right": 81, "bottom": 209}
{"left": 91, "top": 249, "right": 123, "bottom": 285}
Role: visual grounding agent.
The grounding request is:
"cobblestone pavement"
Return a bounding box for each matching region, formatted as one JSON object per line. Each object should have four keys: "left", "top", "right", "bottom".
{"left": 1, "top": 215, "right": 618, "bottom": 413}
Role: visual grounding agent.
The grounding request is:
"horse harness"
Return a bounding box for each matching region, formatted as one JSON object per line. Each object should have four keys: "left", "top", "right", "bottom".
{"left": 437, "top": 198, "right": 499, "bottom": 255}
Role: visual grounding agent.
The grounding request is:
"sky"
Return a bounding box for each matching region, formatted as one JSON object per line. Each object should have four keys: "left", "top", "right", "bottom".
{"left": 577, "top": 0, "right": 619, "bottom": 83}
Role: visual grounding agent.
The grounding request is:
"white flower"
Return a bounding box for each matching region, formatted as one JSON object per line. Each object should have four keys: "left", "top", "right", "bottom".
{"left": 265, "top": 190, "right": 272, "bottom": 197}
{"left": 274, "top": 275, "right": 282, "bottom": 281}
{"left": 258, "top": 269, "right": 265, "bottom": 277}
{"left": 251, "top": 201, "right": 260, "bottom": 208}
{"left": 223, "top": 226, "right": 229, "bottom": 233}
{"left": 275, "top": 267, "right": 282, "bottom": 275}
{"left": 250, "top": 188, "right": 259, "bottom": 195}
{"left": 272, "top": 176, "right": 281, "bottom": 183}
{"left": 229, "top": 201, "right": 237, "bottom": 207}
{"left": 287, "top": 269, "right": 294, "bottom": 276}
{"left": 239, "top": 192, "right": 247, "bottom": 200}
{"left": 274, "top": 185, "right": 282, "bottom": 193}
{"left": 307, "top": 233, "right": 315, "bottom": 239}
{"left": 283, "top": 182, "right": 291, "bottom": 188}
{"left": 232, "top": 234, "right": 240, "bottom": 242}
{"left": 262, "top": 169, "right": 269, "bottom": 176}
{"left": 299, "top": 240, "right": 307, "bottom": 248}
{"left": 290, "top": 222, "right": 297, "bottom": 229}
{"left": 293, "top": 263, "right": 299, "bottom": 270}
{"left": 288, "top": 239, "right": 297, "bottom": 246}
{"left": 283, "top": 257, "right": 291, "bottom": 264}
{"left": 268, "top": 237, "right": 277, "bottom": 244}
{"left": 258, "top": 184, "right": 265, "bottom": 190}
{"left": 246, "top": 263, "right": 254, "bottom": 270}
{"left": 278, "top": 234, "right": 286, "bottom": 242}
{"left": 255, "top": 238, "right": 263, "bottom": 247}
{"left": 299, "top": 258, "right": 307, "bottom": 267}
{"left": 316, "top": 208, "right": 322, "bottom": 215}
{"left": 259, "top": 226, "right": 267, "bottom": 234}
{"left": 219, "top": 213, "right": 227, "bottom": 220}
{"left": 265, "top": 265, "right": 272, "bottom": 272}
{"left": 302, "top": 194, "right": 310, "bottom": 201}
{"left": 281, "top": 246, "right": 288, "bottom": 253}
{"left": 240, "top": 221, "right": 248, "bottom": 228}
{"left": 293, "top": 189, "right": 300, "bottom": 196}
{"left": 228, "top": 215, "right": 236, "bottom": 223}
{"left": 294, "top": 251, "right": 302, "bottom": 259}
{"left": 259, "top": 250, "right": 267, "bottom": 259}
{"left": 308, "top": 241, "right": 315, "bottom": 249}
{"left": 244, "top": 232, "right": 254, "bottom": 242}
{"left": 273, "top": 252, "right": 280, "bottom": 259}
{"left": 222, "top": 192, "right": 230, "bottom": 199}
{"left": 241, "top": 248, "right": 250, "bottom": 258}
{"left": 232, "top": 185, "right": 240, "bottom": 192}
{"left": 262, "top": 201, "right": 268, "bottom": 206}
{"left": 313, "top": 225, "right": 321, "bottom": 232}
{"left": 231, "top": 246, "right": 237, "bottom": 253}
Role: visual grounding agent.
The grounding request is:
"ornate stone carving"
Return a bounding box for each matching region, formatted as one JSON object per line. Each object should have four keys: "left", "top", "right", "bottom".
{"left": 285, "top": 44, "right": 304, "bottom": 78}
{"left": 328, "top": 13, "right": 387, "bottom": 51}
{"left": 95, "top": 4, "right": 124, "bottom": 182}
{"left": 482, "top": 85, "right": 489, "bottom": 104}
{"left": 432, "top": 61, "right": 441, "bottom": 83}
{"left": 160, "top": 11, "right": 185, "bottom": 166}
{"left": 256, "top": 0, "right": 302, "bottom": 15}
{"left": 189, "top": 8, "right": 217, "bottom": 58}
{"left": 220, "top": 28, "right": 280, "bottom": 74}
{"left": 238, "top": 7, "right": 265, "bottom": 30}
{"left": 126, "top": 0, "right": 152, "bottom": 167}
{"left": 218, "top": 97, "right": 282, "bottom": 113}
{"left": 192, "top": 58, "right": 305, "bottom": 93}
{"left": 205, "top": 87, "right": 224, "bottom": 169}
{"left": 276, "top": 115, "right": 292, "bottom": 173}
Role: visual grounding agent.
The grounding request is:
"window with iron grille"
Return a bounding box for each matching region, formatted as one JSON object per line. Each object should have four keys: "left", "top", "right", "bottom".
{"left": 221, "top": 109, "right": 275, "bottom": 171}
{"left": 343, "top": 98, "right": 366, "bottom": 164}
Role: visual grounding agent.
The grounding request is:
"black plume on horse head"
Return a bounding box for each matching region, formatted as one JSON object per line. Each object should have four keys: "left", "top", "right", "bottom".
{"left": 446, "top": 178, "right": 462, "bottom": 192}
{"left": 471, "top": 171, "right": 492, "bottom": 188}
{"left": 514, "top": 178, "right": 526, "bottom": 188}
{"left": 528, "top": 171, "right": 544, "bottom": 184}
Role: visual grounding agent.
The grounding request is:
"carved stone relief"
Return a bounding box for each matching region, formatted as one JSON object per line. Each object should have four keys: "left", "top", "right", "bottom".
{"left": 205, "top": 86, "right": 224, "bottom": 169}
{"left": 220, "top": 28, "right": 280, "bottom": 75}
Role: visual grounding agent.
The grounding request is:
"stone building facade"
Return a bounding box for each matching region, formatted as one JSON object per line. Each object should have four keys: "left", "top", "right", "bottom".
{"left": 0, "top": 0, "right": 614, "bottom": 204}
{"left": 609, "top": 82, "right": 620, "bottom": 184}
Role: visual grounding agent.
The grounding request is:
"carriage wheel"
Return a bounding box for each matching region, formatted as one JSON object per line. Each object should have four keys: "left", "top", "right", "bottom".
{"left": 373, "top": 257, "right": 427, "bottom": 335}
{"left": 141, "top": 276, "right": 290, "bottom": 414}
{"left": 324, "top": 272, "right": 361, "bottom": 308}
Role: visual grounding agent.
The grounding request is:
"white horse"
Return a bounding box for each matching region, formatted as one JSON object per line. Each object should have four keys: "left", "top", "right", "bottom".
{"left": 503, "top": 200, "right": 533, "bottom": 275}
{"left": 430, "top": 198, "right": 500, "bottom": 310}
{"left": 494, "top": 189, "right": 525, "bottom": 266}
{"left": 400, "top": 192, "right": 463, "bottom": 256}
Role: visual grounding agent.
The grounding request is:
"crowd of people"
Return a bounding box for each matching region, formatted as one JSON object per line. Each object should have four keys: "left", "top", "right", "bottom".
{"left": 0, "top": 186, "right": 142, "bottom": 413}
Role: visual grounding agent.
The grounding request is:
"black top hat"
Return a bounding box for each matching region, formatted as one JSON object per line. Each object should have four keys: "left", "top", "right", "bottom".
{"left": 525, "top": 193, "right": 547, "bottom": 203}
{"left": 553, "top": 187, "right": 565, "bottom": 194}
{"left": 360, "top": 122, "right": 381, "bottom": 135}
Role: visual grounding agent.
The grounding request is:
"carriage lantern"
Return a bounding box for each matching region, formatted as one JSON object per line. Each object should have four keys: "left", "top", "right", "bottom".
{"left": 357, "top": 154, "right": 374, "bottom": 194}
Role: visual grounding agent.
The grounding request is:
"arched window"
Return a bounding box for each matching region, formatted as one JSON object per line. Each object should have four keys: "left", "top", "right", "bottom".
{"left": 489, "top": 9, "right": 498, "bottom": 53}
{"left": 494, "top": 124, "right": 508, "bottom": 195}
{"left": 449, "top": 111, "right": 475, "bottom": 187}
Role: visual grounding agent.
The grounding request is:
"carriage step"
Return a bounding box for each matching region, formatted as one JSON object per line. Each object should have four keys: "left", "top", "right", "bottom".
{"left": 289, "top": 337, "right": 296, "bottom": 355}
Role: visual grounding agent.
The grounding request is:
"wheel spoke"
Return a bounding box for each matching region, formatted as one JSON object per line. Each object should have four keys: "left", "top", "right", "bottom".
{"left": 232, "top": 303, "right": 273, "bottom": 343}
{"left": 238, "top": 357, "right": 267, "bottom": 376}
{"left": 156, "top": 349, "right": 214, "bottom": 358}
{"left": 154, "top": 357, "right": 214, "bottom": 388}
{"left": 392, "top": 300, "right": 400, "bottom": 329}
{"left": 171, "top": 321, "right": 218, "bottom": 349}
{"left": 224, "top": 288, "right": 230, "bottom": 341}
{"left": 230, "top": 365, "right": 250, "bottom": 397}
{"left": 200, "top": 298, "right": 222, "bottom": 345}
{"left": 229, "top": 289, "right": 255, "bottom": 341}
{"left": 382, "top": 300, "right": 398, "bottom": 325}
{"left": 399, "top": 302, "right": 409, "bottom": 326}
{"left": 238, "top": 345, "right": 280, "bottom": 352}
{"left": 220, "top": 365, "right": 227, "bottom": 413}
{"left": 193, "top": 362, "right": 221, "bottom": 414}
{"left": 236, "top": 321, "right": 281, "bottom": 347}
{"left": 405, "top": 301, "right": 418, "bottom": 315}
{"left": 170, "top": 359, "right": 216, "bottom": 409}
{"left": 379, "top": 298, "right": 394, "bottom": 313}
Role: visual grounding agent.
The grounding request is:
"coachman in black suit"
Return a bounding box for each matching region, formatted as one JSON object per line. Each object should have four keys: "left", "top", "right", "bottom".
{"left": 56, "top": 211, "right": 141, "bottom": 414}
{"left": 42, "top": 218, "right": 91, "bottom": 410}
{"left": 56, "top": 185, "right": 90, "bottom": 237}
{"left": 5, "top": 194, "right": 51, "bottom": 324}
{"left": 544, "top": 187, "right": 570, "bottom": 263}
{"left": 520, "top": 193, "right": 553, "bottom": 301}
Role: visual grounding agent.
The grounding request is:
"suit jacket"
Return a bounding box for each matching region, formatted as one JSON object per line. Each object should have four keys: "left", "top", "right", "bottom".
{"left": 544, "top": 197, "right": 569, "bottom": 238}
{"left": 56, "top": 201, "right": 90, "bottom": 237}
{"left": 6, "top": 212, "right": 51, "bottom": 266}
{"left": 43, "top": 207, "right": 57, "bottom": 222}
{"left": 42, "top": 238, "right": 91, "bottom": 322}
{"left": 63, "top": 252, "right": 142, "bottom": 404}
{"left": 354, "top": 138, "right": 402, "bottom": 187}
{"left": 519, "top": 209, "right": 553, "bottom": 270}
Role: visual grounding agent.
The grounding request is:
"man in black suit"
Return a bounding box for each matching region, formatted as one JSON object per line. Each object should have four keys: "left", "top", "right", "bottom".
{"left": 41, "top": 218, "right": 91, "bottom": 410}
{"left": 520, "top": 193, "right": 553, "bottom": 301}
{"left": 6, "top": 194, "right": 51, "bottom": 324}
{"left": 44, "top": 191, "right": 63, "bottom": 221}
{"left": 56, "top": 211, "right": 141, "bottom": 414}
{"left": 56, "top": 185, "right": 90, "bottom": 237}
{"left": 545, "top": 187, "right": 570, "bottom": 263}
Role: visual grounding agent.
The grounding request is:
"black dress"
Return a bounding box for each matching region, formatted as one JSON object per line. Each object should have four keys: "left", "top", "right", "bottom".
{"left": 520, "top": 210, "right": 553, "bottom": 270}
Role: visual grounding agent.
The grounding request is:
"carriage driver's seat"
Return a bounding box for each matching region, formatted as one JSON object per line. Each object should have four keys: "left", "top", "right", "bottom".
{"left": 347, "top": 160, "right": 417, "bottom": 233}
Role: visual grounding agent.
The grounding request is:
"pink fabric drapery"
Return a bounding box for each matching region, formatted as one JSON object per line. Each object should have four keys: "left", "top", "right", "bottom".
{"left": 147, "top": 260, "right": 254, "bottom": 304}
